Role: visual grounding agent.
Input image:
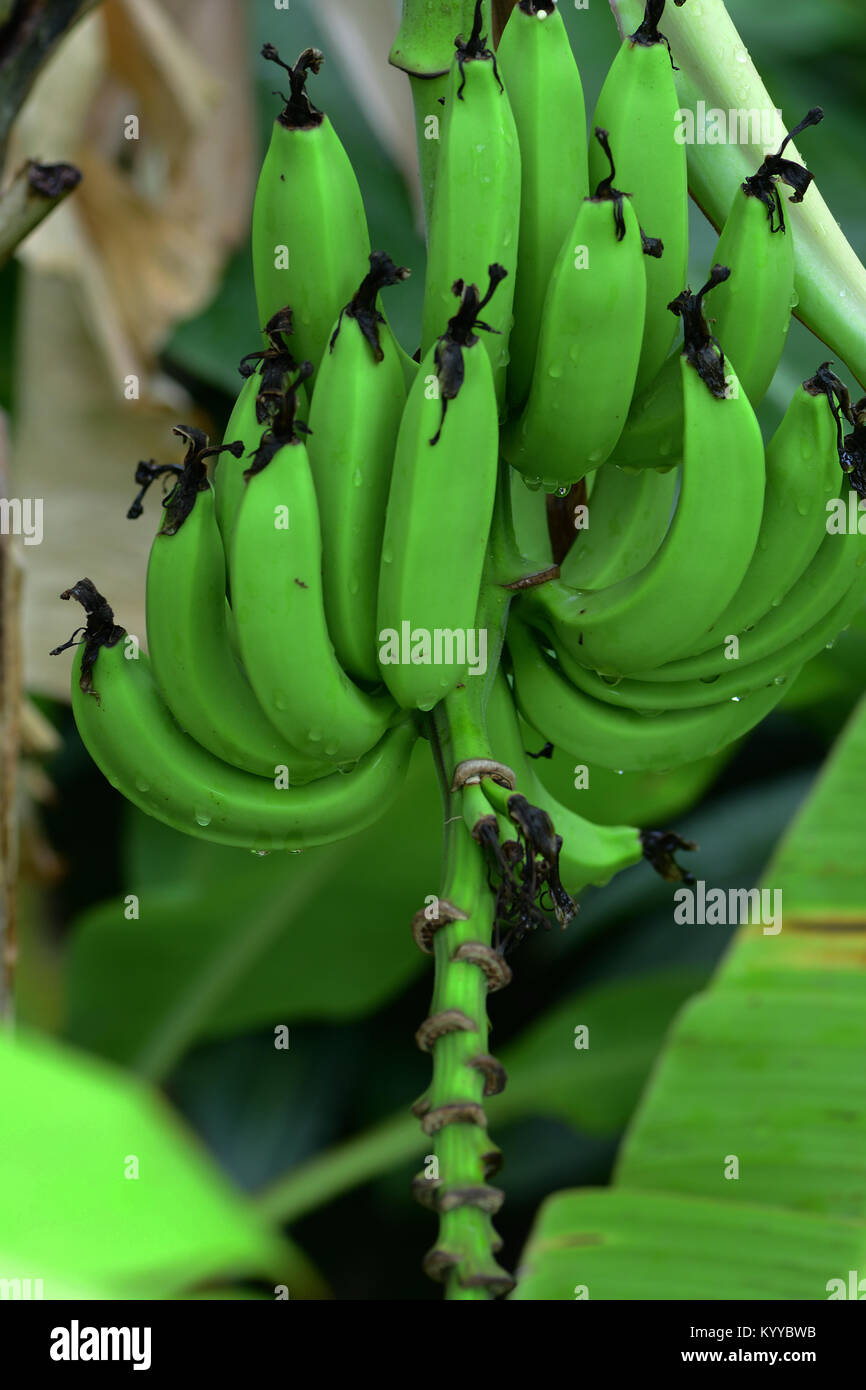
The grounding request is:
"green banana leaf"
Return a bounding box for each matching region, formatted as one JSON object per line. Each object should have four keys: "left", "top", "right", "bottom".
{"left": 510, "top": 1189, "right": 863, "bottom": 1300}
{"left": 512, "top": 693, "right": 866, "bottom": 1298}
{"left": 0, "top": 1029, "right": 327, "bottom": 1299}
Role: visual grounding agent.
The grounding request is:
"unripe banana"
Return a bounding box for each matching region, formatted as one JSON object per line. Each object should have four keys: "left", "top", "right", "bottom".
{"left": 609, "top": 108, "right": 824, "bottom": 468}
{"left": 559, "top": 462, "right": 677, "bottom": 590}
{"left": 420, "top": 1, "right": 520, "bottom": 406}
{"left": 483, "top": 669, "right": 644, "bottom": 890}
{"left": 659, "top": 371, "right": 841, "bottom": 662}
{"left": 214, "top": 371, "right": 263, "bottom": 549}
{"left": 606, "top": 344, "right": 682, "bottom": 471}
{"left": 634, "top": 475, "right": 866, "bottom": 686}
{"left": 252, "top": 46, "right": 370, "bottom": 371}
{"left": 496, "top": 0, "right": 588, "bottom": 411}
{"left": 523, "top": 271, "right": 766, "bottom": 675}
{"left": 230, "top": 382, "right": 397, "bottom": 763}
{"left": 508, "top": 619, "right": 793, "bottom": 773}
{"left": 509, "top": 467, "right": 554, "bottom": 568}
{"left": 502, "top": 129, "right": 647, "bottom": 488}
{"left": 137, "top": 431, "right": 332, "bottom": 784}
{"left": 306, "top": 253, "right": 410, "bottom": 684}
{"left": 710, "top": 194, "right": 793, "bottom": 408}
{"left": 377, "top": 271, "right": 504, "bottom": 710}
{"left": 558, "top": 567, "right": 866, "bottom": 712}
{"left": 213, "top": 307, "right": 307, "bottom": 549}
{"left": 706, "top": 109, "right": 824, "bottom": 407}
{"left": 54, "top": 582, "right": 414, "bottom": 851}
{"left": 589, "top": 0, "right": 688, "bottom": 394}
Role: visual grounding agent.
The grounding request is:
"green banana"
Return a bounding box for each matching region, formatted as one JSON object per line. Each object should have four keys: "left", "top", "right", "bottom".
{"left": 214, "top": 371, "right": 264, "bottom": 549}
{"left": 388, "top": 0, "right": 480, "bottom": 229}
{"left": 482, "top": 669, "right": 644, "bottom": 890}
{"left": 419, "top": 1, "right": 520, "bottom": 405}
{"left": 230, "top": 381, "right": 397, "bottom": 763}
{"left": 496, "top": 0, "right": 588, "bottom": 412}
{"left": 137, "top": 431, "right": 332, "bottom": 784}
{"left": 558, "top": 462, "right": 677, "bottom": 590}
{"left": 306, "top": 253, "right": 410, "bottom": 684}
{"left": 630, "top": 479, "right": 866, "bottom": 685}
{"left": 378, "top": 271, "right": 504, "bottom": 711}
{"left": 252, "top": 45, "right": 370, "bottom": 371}
{"left": 588, "top": 0, "right": 688, "bottom": 395}
{"left": 606, "top": 343, "right": 682, "bottom": 471}
{"left": 648, "top": 372, "right": 841, "bottom": 666}
{"left": 708, "top": 192, "right": 793, "bottom": 410}
{"left": 502, "top": 129, "right": 647, "bottom": 488}
{"left": 509, "top": 467, "right": 554, "bottom": 569}
{"left": 609, "top": 109, "right": 824, "bottom": 468}
{"left": 558, "top": 565, "right": 866, "bottom": 711}
{"left": 523, "top": 276, "right": 766, "bottom": 675}
{"left": 213, "top": 308, "right": 308, "bottom": 550}
{"left": 54, "top": 581, "right": 414, "bottom": 851}
{"left": 507, "top": 618, "right": 793, "bottom": 773}
{"left": 703, "top": 108, "right": 824, "bottom": 407}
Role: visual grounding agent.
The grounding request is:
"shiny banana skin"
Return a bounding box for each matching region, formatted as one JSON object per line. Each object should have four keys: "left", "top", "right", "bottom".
{"left": 655, "top": 378, "right": 841, "bottom": 663}
{"left": 230, "top": 411, "right": 397, "bottom": 764}
{"left": 213, "top": 314, "right": 309, "bottom": 551}
{"left": 496, "top": 0, "right": 588, "bottom": 411}
{"left": 707, "top": 108, "right": 824, "bottom": 406}
{"left": 525, "top": 351, "right": 766, "bottom": 675}
{"left": 252, "top": 46, "right": 370, "bottom": 371}
{"left": 213, "top": 371, "right": 268, "bottom": 551}
{"left": 507, "top": 619, "right": 794, "bottom": 773}
{"left": 557, "top": 567, "right": 866, "bottom": 711}
{"left": 64, "top": 623, "right": 415, "bottom": 852}
{"left": 509, "top": 469, "right": 554, "bottom": 568}
{"left": 307, "top": 254, "right": 409, "bottom": 684}
{"left": 709, "top": 190, "right": 794, "bottom": 408}
{"left": 502, "top": 133, "right": 647, "bottom": 488}
{"left": 145, "top": 479, "right": 331, "bottom": 784}
{"left": 558, "top": 462, "right": 677, "bottom": 590}
{"left": 482, "top": 669, "right": 644, "bottom": 889}
{"left": 607, "top": 344, "right": 682, "bottom": 471}
{"left": 588, "top": 0, "right": 688, "bottom": 394}
{"left": 631, "top": 478, "right": 866, "bottom": 685}
{"left": 419, "top": 3, "right": 520, "bottom": 405}
{"left": 609, "top": 110, "right": 824, "bottom": 469}
{"left": 378, "top": 274, "right": 502, "bottom": 710}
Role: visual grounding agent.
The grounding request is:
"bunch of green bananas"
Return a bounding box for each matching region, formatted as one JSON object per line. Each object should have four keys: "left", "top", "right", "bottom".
{"left": 51, "top": 0, "right": 866, "bottom": 1294}
{"left": 54, "top": 0, "right": 863, "bottom": 861}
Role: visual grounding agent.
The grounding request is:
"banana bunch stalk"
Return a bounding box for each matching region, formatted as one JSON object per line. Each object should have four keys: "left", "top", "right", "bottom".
{"left": 55, "top": 0, "right": 866, "bottom": 1298}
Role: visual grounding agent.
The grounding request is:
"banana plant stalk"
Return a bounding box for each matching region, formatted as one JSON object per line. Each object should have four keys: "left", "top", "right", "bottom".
{"left": 391, "top": 0, "right": 494, "bottom": 230}
{"left": 609, "top": 0, "right": 866, "bottom": 391}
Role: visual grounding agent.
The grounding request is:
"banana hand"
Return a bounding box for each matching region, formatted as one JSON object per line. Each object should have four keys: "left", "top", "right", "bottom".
{"left": 55, "top": 581, "right": 415, "bottom": 850}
